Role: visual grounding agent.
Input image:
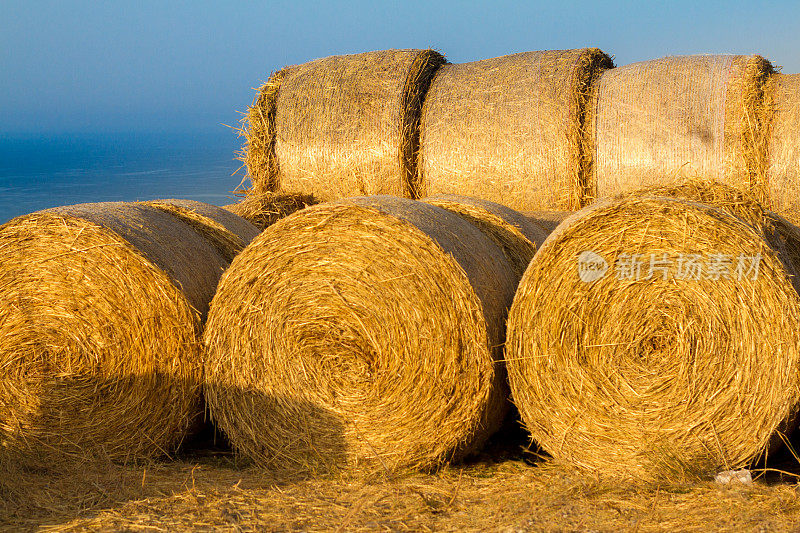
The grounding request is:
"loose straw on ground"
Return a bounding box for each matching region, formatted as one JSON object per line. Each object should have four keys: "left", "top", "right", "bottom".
{"left": 204, "top": 196, "right": 522, "bottom": 474}
{"left": 0, "top": 201, "right": 258, "bottom": 462}
{"left": 418, "top": 49, "right": 613, "bottom": 211}
{"left": 590, "top": 55, "right": 774, "bottom": 202}
{"left": 241, "top": 49, "right": 445, "bottom": 198}
{"left": 507, "top": 188, "right": 800, "bottom": 482}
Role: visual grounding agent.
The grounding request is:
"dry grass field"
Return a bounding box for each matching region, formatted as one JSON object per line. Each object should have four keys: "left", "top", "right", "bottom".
{"left": 4, "top": 428, "right": 800, "bottom": 532}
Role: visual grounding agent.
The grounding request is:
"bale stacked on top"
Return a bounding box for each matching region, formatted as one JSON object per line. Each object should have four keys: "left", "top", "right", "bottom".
{"left": 591, "top": 55, "right": 775, "bottom": 202}
{"left": 418, "top": 49, "right": 613, "bottom": 211}
{"left": 224, "top": 191, "right": 319, "bottom": 231}
{"left": 204, "top": 196, "right": 523, "bottom": 474}
{"left": 768, "top": 73, "right": 800, "bottom": 222}
{"left": 507, "top": 182, "right": 800, "bottom": 481}
{"left": 0, "top": 201, "right": 259, "bottom": 461}
{"left": 242, "top": 49, "right": 445, "bottom": 198}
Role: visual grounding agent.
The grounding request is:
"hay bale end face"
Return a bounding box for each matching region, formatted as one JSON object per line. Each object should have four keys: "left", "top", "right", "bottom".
{"left": 204, "top": 196, "right": 521, "bottom": 474}
{"left": 224, "top": 191, "right": 319, "bottom": 231}
{"left": 592, "top": 55, "right": 774, "bottom": 202}
{"left": 0, "top": 201, "right": 258, "bottom": 461}
{"left": 507, "top": 193, "right": 800, "bottom": 481}
{"left": 243, "top": 49, "right": 445, "bottom": 199}
{"left": 418, "top": 49, "right": 613, "bottom": 211}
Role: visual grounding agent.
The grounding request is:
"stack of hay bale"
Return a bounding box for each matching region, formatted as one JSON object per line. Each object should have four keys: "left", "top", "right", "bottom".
{"left": 5, "top": 46, "right": 800, "bottom": 485}
{"left": 228, "top": 48, "right": 800, "bottom": 482}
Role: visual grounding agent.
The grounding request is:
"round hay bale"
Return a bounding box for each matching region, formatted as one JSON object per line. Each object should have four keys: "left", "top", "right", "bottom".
{"left": 520, "top": 210, "right": 572, "bottom": 234}
{"left": 418, "top": 49, "right": 613, "bottom": 211}
{"left": 421, "top": 194, "right": 549, "bottom": 277}
{"left": 242, "top": 49, "right": 445, "bottom": 198}
{"left": 506, "top": 193, "right": 800, "bottom": 481}
{"left": 143, "top": 199, "right": 260, "bottom": 263}
{"left": 626, "top": 179, "right": 770, "bottom": 229}
{"left": 591, "top": 55, "right": 775, "bottom": 202}
{"left": 224, "top": 191, "right": 319, "bottom": 231}
{"left": 0, "top": 201, "right": 258, "bottom": 461}
{"left": 768, "top": 73, "right": 800, "bottom": 222}
{"left": 204, "top": 196, "right": 520, "bottom": 474}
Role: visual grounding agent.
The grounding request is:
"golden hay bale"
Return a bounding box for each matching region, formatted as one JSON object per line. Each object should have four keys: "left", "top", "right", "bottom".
{"left": 0, "top": 201, "right": 259, "bottom": 461}
{"left": 591, "top": 55, "right": 775, "bottom": 202}
{"left": 506, "top": 193, "right": 800, "bottom": 481}
{"left": 768, "top": 73, "right": 800, "bottom": 221}
{"left": 521, "top": 210, "right": 572, "bottom": 234}
{"left": 143, "top": 199, "right": 259, "bottom": 263}
{"left": 204, "top": 196, "right": 521, "bottom": 474}
{"left": 627, "top": 179, "right": 770, "bottom": 228}
{"left": 242, "top": 49, "right": 445, "bottom": 198}
{"left": 418, "top": 49, "right": 613, "bottom": 211}
{"left": 223, "top": 191, "right": 319, "bottom": 231}
{"left": 421, "top": 194, "right": 549, "bottom": 277}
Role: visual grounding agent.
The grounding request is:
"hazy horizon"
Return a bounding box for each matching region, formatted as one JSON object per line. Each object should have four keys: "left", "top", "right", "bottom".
{"left": 4, "top": 1, "right": 800, "bottom": 136}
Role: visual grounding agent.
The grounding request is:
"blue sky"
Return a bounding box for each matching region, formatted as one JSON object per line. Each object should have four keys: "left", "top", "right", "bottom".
{"left": 3, "top": 1, "right": 799, "bottom": 135}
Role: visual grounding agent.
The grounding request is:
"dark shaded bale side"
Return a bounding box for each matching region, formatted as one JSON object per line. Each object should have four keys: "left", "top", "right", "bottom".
{"left": 421, "top": 194, "right": 550, "bottom": 278}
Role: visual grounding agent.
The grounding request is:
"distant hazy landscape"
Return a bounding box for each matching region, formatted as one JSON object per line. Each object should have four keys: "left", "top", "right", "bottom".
{"left": 0, "top": 130, "right": 244, "bottom": 223}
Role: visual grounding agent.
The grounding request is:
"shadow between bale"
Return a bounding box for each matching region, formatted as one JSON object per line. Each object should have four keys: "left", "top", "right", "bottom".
{"left": 223, "top": 191, "right": 319, "bottom": 231}
{"left": 0, "top": 382, "right": 341, "bottom": 530}
{"left": 204, "top": 196, "right": 523, "bottom": 475}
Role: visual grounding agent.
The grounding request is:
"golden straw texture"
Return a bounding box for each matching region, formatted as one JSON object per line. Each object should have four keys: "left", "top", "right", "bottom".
{"left": 224, "top": 191, "right": 318, "bottom": 231}
{"left": 418, "top": 49, "right": 613, "bottom": 211}
{"left": 507, "top": 194, "right": 800, "bottom": 481}
{"left": 204, "top": 196, "right": 520, "bottom": 474}
{"left": 768, "top": 73, "right": 800, "bottom": 222}
{"left": 242, "top": 49, "right": 445, "bottom": 198}
{"left": 421, "top": 194, "right": 549, "bottom": 278}
{"left": 0, "top": 201, "right": 258, "bottom": 462}
{"left": 591, "top": 55, "right": 774, "bottom": 201}
{"left": 143, "top": 199, "right": 259, "bottom": 263}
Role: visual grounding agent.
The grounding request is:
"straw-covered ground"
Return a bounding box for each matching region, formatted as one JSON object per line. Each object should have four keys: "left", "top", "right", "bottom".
{"left": 4, "top": 430, "right": 800, "bottom": 532}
